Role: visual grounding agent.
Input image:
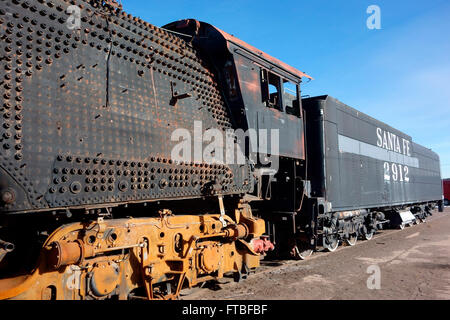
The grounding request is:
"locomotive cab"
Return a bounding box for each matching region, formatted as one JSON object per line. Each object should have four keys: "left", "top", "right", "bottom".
{"left": 164, "top": 20, "right": 316, "bottom": 258}
{"left": 164, "top": 19, "right": 311, "bottom": 161}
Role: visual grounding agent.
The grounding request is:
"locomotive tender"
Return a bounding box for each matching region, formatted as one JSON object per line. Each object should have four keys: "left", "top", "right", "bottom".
{"left": 0, "top": 0, "right": 442, "bottom": 300}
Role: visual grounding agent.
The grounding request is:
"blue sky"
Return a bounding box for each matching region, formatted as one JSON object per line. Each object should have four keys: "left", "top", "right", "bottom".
{"left": 121, "top": 0, "right": 450, "bottom": 178}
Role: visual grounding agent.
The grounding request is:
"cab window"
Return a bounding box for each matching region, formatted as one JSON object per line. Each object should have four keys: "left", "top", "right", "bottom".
{"left": 261, "top": 69, "right": 282, "bottom": 110}
{"left": 283, "top": 80, "right": 301, "bottom": 117}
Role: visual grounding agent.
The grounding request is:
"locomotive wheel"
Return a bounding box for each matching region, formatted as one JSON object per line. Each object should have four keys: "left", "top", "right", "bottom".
{"left": 363, "top": 232, "right": 374, "bottom": 241}
{"left": 345, "top": 233, "right": 358, "bottom": 246}
{"left": 290, "top": 239, "right": 313, "bottom": 260}
{"left": 298, "top": 249, "right": 313, "bottom": 260}
{"left": 294, "top": 244, "right": 313, "bottom": 260}
{"left": 323, "top": 235, "right": 339, "bottom": 252}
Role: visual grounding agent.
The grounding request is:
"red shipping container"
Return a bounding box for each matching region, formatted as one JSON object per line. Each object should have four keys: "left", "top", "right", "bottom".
{"left": 444, "top": 179, "right": 450, "bottom": 206}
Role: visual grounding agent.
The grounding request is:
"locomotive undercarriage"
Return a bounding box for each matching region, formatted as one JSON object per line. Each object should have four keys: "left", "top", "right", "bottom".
{"left": 319, "top": 210, "right": 386, "bottom": 252}
{"left": 0, "top": 201, "right": 265, "bottom": 300}
{"left": 317, "top": 203, "right": 436, "bottom": 253}
{"left": 0, "top": 193, "right": 439, "bottom": 300}
{"left": 261, "top": 196, "right": 438, "bottom": 260}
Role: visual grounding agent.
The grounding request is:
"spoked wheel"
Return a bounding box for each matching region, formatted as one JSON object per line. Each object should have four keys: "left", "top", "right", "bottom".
{"left": 363, "top": 231, "right": 374, "bottom": 241}
{"left": 291, "top": 240, "right": 313, "bottom": 260}
{"left": 294, "top": 245, "right": 313, "bottom": 260}
{"left": 360, "top": 225, "right": 374, "bottom": 241}
{"left": 345, "top": 233, "right": 358, "bottom": 246}
{"left": 323, "top": 235, "right": 339, "bottom": 252}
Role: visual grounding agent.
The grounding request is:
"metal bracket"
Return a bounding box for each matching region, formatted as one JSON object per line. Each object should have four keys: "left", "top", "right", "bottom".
{"left": 170, "top": 81, "right": 192, "bottom": 106}
{"left": 96, "top": 217, "right": 106, "bottom": 240}
{"left": 218, "top": 196, "right": 227, "bottom": 228}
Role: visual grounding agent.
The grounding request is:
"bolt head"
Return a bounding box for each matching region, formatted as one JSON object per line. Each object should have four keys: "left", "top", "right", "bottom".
{"left": 1, "top": 189, "right": 15, "bottom": 205}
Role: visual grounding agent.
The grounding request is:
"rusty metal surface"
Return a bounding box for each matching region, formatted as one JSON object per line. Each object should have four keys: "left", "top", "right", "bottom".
{"left": 0, "top": 209, "right": 264, "bottom": 300}
{"left": 0, "top": 0, "right": 253, "bottom": 215}
{"left": 164, "top": 19, "right": 313, "bottom": 81}
{"left": 209, "top": 25, "right": 313, "bottom": 81}
{"left": 164, "top": 19, "right": 308, "bottom": 160}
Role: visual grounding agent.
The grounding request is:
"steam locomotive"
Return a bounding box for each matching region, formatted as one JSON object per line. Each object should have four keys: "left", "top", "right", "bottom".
{"left": 0, "top": 0, "right": 442, "bottom": 300}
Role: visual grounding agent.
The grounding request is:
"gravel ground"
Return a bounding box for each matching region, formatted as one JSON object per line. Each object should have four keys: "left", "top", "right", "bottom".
{"left": 183, "top": 207, "right": 450, "bottom": 300}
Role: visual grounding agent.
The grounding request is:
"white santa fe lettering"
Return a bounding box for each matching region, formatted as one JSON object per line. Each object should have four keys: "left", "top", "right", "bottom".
{"left": 376, "top": 128, "right": 411, "bottom": 156}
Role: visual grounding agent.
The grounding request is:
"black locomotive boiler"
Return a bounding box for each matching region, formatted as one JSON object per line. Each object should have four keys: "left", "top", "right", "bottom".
{"left": 0, "top": 0, "right": 442, "bottom": 300}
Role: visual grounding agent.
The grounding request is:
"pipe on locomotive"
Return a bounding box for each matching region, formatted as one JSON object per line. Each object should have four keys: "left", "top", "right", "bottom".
{"left": 46, "top": 223, "right": 250, "bottom": 269}
{"left": 0, "top": 240, "right": 15, "bottom": 263}
{"left": 0, "top": 240, "right": 15, "bottom": 253}
{"left": 336, "top": 209, "right": 367, "bottom": 220}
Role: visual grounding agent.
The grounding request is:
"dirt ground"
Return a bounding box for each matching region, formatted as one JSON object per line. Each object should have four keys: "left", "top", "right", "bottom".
{"left": 183, "top": 207, "right": 450, "bottom": 300}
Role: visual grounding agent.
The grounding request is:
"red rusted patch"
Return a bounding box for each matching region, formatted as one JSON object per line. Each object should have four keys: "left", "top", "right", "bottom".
{"left": 213, "top": 27, "right": 313, "bottom": 81}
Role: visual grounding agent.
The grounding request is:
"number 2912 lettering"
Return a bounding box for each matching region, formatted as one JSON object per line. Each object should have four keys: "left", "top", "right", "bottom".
{"left": 384, "top": 162, "right": 409, "bottom": 182}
